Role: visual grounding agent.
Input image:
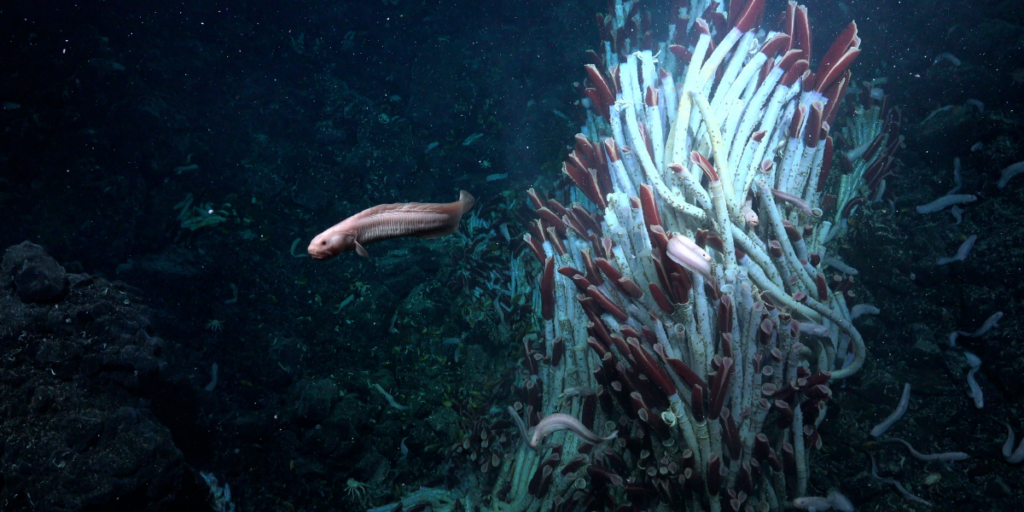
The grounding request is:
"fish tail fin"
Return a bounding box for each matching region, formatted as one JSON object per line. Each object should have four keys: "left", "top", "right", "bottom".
{"left": 459, "top": 190, "right": 476, "bottom": 214}
{"left": 420, "top": 191, "right": 475, "bottom": 239}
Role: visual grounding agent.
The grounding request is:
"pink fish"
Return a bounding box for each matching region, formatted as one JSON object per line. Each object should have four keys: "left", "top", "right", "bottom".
{"left": 529, "top": 413, "right": 617, "bottom": 448}
{"left": 308, "top": 190, "right": 475, "bottom": 260}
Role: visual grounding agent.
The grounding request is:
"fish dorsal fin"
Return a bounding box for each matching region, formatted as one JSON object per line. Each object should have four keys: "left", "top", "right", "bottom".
{"left": 355, "top": 241, "right": 370, "bottom": 258}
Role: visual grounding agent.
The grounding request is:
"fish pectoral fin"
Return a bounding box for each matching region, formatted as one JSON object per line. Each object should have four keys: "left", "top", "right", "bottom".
{"left": 355, "top": 241, "right": 370, "bottom": 258}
